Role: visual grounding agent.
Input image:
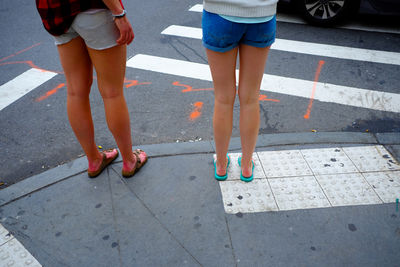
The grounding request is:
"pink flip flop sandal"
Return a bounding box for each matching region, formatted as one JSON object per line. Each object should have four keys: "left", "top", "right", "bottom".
{"left": 87, "top": 149, "right": 119, "bottom": 178}
{"left": 122, "top": 149, "right": 148, "bottom": 178}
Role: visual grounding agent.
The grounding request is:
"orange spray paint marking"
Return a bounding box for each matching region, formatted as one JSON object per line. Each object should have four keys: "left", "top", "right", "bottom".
{"left": 35, "top": 83, "right": 65, "bottom": 102}
{"left": 304, "top": 60, "right": 325, "bottom": 119}
{"left": 259, "top": 94, "right": 280, "bottom": 102}
{"left": 189, "top": 102, "right": 204, "bottom": 121}
{"left": 124, "top": 79, "right": 151, "bottom": 88}
{"left": 173, "top": 81, "right": 213, "bottom": 93}
{"left": 0, "top": 43, "right": 41, "bottom": 62}
{"left": 0, "top": 60, "right": 62, "bottom": 74}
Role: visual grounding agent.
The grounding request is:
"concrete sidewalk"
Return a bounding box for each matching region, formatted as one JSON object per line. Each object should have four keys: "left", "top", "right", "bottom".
{"left": 0, "top": 132, "right": 399, "bottom": 267}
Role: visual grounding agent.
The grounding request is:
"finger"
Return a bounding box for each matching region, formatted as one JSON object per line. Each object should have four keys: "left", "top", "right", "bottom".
{"left": 115, "top": 22, "right": 128, "bottom": 45}
{"left": 118, "top": 30, "right": 128, "bottom": 45}
{"left": 127, "top": 31, "right": 134, "bottom": 45}
{"left": 116, "top": 28, "right": 124, "bottom": 45}
{"left": 117, "top": 34, "right": 123, "bottom": 45}
{"left": 122, "top": 31, "right": 129, "bottom": 45}
{"left": 122, "top": 28, "right": 131, "bottom": 44}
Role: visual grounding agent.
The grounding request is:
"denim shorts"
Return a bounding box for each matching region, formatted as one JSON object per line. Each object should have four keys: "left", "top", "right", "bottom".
{"left": 202, "top": 10, "right": 276, "bottom": 52}
{"left": 53, "top": 9, "right": 119, "bottom": 50}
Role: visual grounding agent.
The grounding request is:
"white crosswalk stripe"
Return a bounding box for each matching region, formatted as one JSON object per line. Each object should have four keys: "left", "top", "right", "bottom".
{"left": 0, "top": 4, "right": 398, "bottom": 116}
{"left": 0, "top": 68, "right": 57, "bottom": 111}
{"left": 127, "top": 54, "right": 400, "bottom": 113}
{"left": 189, "top": 4, "right": 400, "bottom": 34}
{"left": 162, "top": 25, "right": 400, "bottom": 66}
{"left": 188, "top": 4, "right": 203, "bottom": 12}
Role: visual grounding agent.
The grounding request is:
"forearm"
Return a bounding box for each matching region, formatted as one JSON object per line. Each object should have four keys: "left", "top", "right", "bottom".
{"left": 102, "top": 0, "right": 124, "bottom": 15}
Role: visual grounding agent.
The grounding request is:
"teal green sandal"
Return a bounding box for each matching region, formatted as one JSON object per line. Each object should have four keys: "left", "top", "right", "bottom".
{"left": 214, "top": 155, "right": 230, "bottom": 181}
{"left": 238, "top": 156, "right": 254, "bottom": 182}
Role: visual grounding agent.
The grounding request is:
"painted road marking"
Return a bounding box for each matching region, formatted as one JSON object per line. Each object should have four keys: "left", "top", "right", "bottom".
{"left": 189, "top": 101, "right": 203, "bottom": 121}
{"left": 188, "top": 4, "right": 203, "bottom": 12}
{"left": 0, "top": 224, "right": 42, "bottom": 266}
{"left": 127, "top": 54, "right": 400, "bottom": 113}
{"left": 303, "top": 60, "right": 325, "bottom": 119}
{"left": 189, "top": 4, "right": 400, "bottom": 35}
{"left": 219, "top": 145, "right": 400, "bottom": 214}
{"left": 0, "top": 43, "right": 41, "bottom": 63}
{"left": 35, "top": 83, "right": 65, "bottom": 102}
{"left": 161, "top": 25, "right": 400, "bottom": 66}
{"left": 0, "top": 68, "right": 57, "bottom": 111}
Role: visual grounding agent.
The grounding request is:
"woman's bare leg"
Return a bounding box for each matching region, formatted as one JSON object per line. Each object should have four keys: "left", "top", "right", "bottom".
{"left": 238, "top": 44, "right": 270, "bottom": 177}
{"left": 206, "top": 47, "right": 238, "bottom": 176}
{"left": 87, "top": 44, "right": 142, "bottom": 170}
{"left": 57, "top": 37, "right": 108, "bottom": 170}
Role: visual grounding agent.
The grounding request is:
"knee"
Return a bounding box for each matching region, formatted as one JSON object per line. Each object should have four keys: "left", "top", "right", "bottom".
{"left": 100, "top": 87, "right": 123, "bottom": 100}
{"left": 215, "top": 92, "right": 236, "bottom": 107}
{"left": 238, "top": 91, "right": 259, "bottom": 106}
{"left": 67, "top": 78, "right": 93, "bottom": 98}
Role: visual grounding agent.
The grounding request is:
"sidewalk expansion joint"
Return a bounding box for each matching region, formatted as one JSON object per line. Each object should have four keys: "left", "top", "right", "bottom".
{"left": 106, "top": 168, "right": 123, "bottom": 267}
{"left": 224, "top": 215, "right": 238, "bottom": 267}
{"left": 109, "top": 167, "right": 203, "bottom": 266}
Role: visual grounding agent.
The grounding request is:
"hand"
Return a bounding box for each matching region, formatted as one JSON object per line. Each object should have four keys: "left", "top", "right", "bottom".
{"left": 114, "top": 16, "right": 134, "bottom": 45}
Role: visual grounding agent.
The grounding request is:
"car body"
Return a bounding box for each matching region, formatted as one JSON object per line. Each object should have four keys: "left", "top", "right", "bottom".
{"left": 279, "top": 0, "right": 400, "bottom": 26}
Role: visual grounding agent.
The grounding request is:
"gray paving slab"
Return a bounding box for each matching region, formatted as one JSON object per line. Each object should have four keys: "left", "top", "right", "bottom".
{"left": 226, "top": 204, "right": 400, "bottom": 267}
{"left": 376, "top": 132, "right": 400, "bottom": 145}
{"left": 386, "top": 145, "right": 400, "bottom": 163}
{"left": 253, "top": 143, "right": 371, "bottom": 154}
{"left": 106, "top": 169, "right": 200, "bottom": 266}
{"left": 256, "top": 132, "right": 377, "bottom": 147}
{"left": 0, "top": 169, "right": 205, "bottom": 266}
{"left": 0, "top": 156, "right": 87, "bottom": 206}
{"left": 113, "top": 154, "right": 236, "bottom": 266}
{"left": 0, "top": 171, "right": 120, "bottom": 267}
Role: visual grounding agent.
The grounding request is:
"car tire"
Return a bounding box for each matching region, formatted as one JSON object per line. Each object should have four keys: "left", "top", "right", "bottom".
{"left": 295, "top": 0, "right": 359, "bottom": 26}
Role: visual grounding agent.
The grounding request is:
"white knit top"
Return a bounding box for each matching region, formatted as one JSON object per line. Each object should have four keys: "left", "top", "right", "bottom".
{"left": 203, "top": 0, "right": 278, "bottom": 17}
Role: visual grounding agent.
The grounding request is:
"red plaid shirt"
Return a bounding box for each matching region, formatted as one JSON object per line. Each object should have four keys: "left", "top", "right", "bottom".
{"left": 36, "top": 0, "right": 123, "bottom": 36}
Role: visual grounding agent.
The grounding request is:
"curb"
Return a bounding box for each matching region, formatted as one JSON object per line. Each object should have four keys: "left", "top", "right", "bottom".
{"left": 1, "top": 131, "right": 398, "bottom": 207}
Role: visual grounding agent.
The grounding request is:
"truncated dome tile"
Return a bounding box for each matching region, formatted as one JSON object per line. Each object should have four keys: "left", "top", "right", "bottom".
{"left": 0, "top": 224, "right": 13, "bottom": 246}
{"left": 0, "top": 238, "right": 42, "bottom": 267}
{"left": 214, "top": 153, "right": 265, "bottom": 181}
{"left": 343, "top": 145, "right": 400, "bottom": 172}
{"left": 301, "top": 147, "right": 358, "bottom": 175}
{"left": 268, "top": 176, "right": 331, "bottom": 211}
{"left": 219, "top": 179, "right": 278, "bottom": 214}
{"left": 257, "top": 150, "right": 313, "bottom": 178}
{"left": 362, "top": 171, "right": 400, "bottom": 203}
{"left": 316, "top": 173, "right": 382, "bottom": 206}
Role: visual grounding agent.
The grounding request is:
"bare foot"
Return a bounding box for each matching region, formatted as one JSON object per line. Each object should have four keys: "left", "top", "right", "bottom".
{"left": 216, "top": 156, "right": 229, "bottom": 176}
{"left": 122, "top": 149, "right": 148, "bottom": 177}
{"left": 88, "top": 149, "right": 118, "bottom": 172}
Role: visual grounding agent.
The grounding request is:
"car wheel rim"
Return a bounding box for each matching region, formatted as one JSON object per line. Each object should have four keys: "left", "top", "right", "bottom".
{"left": 305, "top": 0, "right": 345, "bottom": 19}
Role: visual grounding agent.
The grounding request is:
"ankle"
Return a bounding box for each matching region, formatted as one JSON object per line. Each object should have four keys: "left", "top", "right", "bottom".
{"left": 88, "top": 153, "right": 103, "bottom": 171}
{"left": 216, "top": 157, "right": 227, "bottom": 167}
{"left": 122, "top": 157, "right": 136, "bottom": 171}
{"left": 241, "top": 158, "right": 253, "bottom": 172}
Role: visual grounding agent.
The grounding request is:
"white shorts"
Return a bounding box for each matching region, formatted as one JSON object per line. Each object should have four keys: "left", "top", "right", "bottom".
{"left": 54, "top": 9, "right": 119, "bottom": 50}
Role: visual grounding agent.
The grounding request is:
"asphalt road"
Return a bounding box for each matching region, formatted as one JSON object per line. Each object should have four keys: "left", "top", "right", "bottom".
{"left": 0, "top": 0, "right": 399, "bottom": 187}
